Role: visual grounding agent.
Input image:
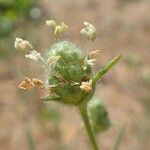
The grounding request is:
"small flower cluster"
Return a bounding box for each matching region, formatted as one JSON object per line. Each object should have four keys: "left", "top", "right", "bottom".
{"left": 15, "top": 19, "right": 121, "bottom": 106}
{"left": 14, "top": 38, "right": 33, "bottom": 52}
{"left": 46, "top": 20, "right": 68, "bottom": 36}
{"left": 80, "top": 22, "right": 97, "bottom": 41}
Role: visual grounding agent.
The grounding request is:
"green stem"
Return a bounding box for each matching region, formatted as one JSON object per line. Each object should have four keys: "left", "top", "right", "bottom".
{"left": 79, "top": 104, "right": 99, "bottom": 150}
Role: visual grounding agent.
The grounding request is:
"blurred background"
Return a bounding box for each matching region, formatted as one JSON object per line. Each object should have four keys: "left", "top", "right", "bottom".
{"left": 0, "top": 0, "right": 150, "bottom": 149}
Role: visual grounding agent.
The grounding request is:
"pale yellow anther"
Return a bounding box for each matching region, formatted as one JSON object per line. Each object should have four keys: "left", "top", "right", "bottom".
{"left": 80, "top": 80, "right": 93, "bottom": 93}
{"left": 54, "top": 22, "right": 68, "bottom": 36}
{"left": 61, "top": 22, "right": 68, "bottom": 30}
{"left": 47, "top": 56, "right": 61, "bottom": 64}
{"left": 46, "top": 20, "right": 57, "bottom": 27}
{"left": 14, "top": 38, "right": 33, "bottom": 52}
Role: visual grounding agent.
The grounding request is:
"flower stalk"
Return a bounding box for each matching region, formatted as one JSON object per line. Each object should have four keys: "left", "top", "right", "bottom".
{"left": 79, "top": 103, "right": 99, "bottom": 150}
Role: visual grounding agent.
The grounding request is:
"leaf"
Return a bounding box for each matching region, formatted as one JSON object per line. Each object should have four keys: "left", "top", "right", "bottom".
{"left": 113, "top": 124, "right": 127, "bottom": 150}
{"left": 92, "top": 54, "right": 122, "bottom": 85}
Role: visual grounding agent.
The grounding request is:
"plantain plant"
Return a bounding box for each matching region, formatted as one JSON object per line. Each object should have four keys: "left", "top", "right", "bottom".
{"left": 15, "top": 20, "right": 121, "bottom": 150}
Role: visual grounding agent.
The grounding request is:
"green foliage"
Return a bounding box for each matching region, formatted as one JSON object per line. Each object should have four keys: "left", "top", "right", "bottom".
{"left": 0, "top": 0, "right": 38, "bottom": 59}
{"left": 0, "top": 0, "right": 35, "bottom": 37}
{"left": 88, "top": 97, "right": 111, "bottom": 134}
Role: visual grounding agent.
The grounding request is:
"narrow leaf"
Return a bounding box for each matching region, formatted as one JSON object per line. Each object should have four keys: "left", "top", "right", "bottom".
{"left": 113, "top": 124, "right": 127, "bottom": 150}
{"left": 92, "top": 54, "right": 122, "bottom": 85}
{"left": 25, "top": 126, "right": 35, "bottom": 150}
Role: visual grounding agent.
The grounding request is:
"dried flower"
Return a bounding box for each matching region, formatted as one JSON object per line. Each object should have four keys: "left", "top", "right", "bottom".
{"left": 80, "top": 80, "right": 93, "bottom": 93}
{"left": 46, "top": 20, "right": 57, "bottom": 27}
{"left": 18, "top": 77, "right": 34, "bottom": 90}
{"left": 25, "top": 50, "right": 42, "bottom": 62}
{"left": 47, "top": 56, "right": 61, "bottom": 64}
{"left": 89, "top": 50, "right": 101, "bottom": 59}
{"left": 14, "top": 38, "right": 33, "bottom": 52}
{"left": 18, "top": 77, "right": 44, "bottom": 90}
{"left": 32, "top": 78, "right": 44, "bottom": 88}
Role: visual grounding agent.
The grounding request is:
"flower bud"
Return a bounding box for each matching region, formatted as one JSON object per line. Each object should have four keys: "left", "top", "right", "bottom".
{"left": 88, "top": 97, "right": 111, "bottom": 134}
{"left": 14, "top": 38, "right": 33, "bottom": 52}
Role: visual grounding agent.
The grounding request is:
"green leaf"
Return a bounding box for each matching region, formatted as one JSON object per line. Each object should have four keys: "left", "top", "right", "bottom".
{"left": 113, "top": 124, "right": 127, "bottom": 150}
{"left": 92, "top": 54, "right": 122, "bottom": 85}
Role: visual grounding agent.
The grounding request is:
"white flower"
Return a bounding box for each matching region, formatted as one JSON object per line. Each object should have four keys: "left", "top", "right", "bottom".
{"left": 80, "top": 22, "right": 97, "bottom": 41}
{"left": 46, "top": 20, "right": 57, "bottom": 27}
{"left": 25, "top": 50, "right": 42, "bottom": 62}
{"left": 14, "top": 38, "right": 33, "bottom": 52}
{"left": 87, "top": 59, "right": 96, "bottom": 66}
{"left": 80, "top": 28, "right": 87, "bottom": 35}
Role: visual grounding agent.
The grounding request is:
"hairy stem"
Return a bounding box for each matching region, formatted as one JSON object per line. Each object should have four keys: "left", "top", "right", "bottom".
{"left": 79, "top": 104, "right": 99, "bottom": 150}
